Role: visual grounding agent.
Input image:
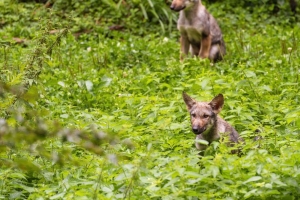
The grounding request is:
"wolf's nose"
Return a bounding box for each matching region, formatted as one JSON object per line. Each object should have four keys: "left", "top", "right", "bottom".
{"left": 170, "top": 5, "right": 174, "bottom": 10}
{"left": 192, "top": 128, "right": 199, "bottom": 133}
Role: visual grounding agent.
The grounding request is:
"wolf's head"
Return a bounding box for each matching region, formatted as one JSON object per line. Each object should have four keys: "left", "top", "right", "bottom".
{"left": 170, "top": 0, "right": 199, "bottom": 12}
{"left": 183, "top": 92, "right": 224, "bottom": 135}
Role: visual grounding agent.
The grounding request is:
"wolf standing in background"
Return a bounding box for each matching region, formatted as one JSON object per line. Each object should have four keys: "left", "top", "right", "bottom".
{"left": 182, "top": 92, "right": 242, "bottom": 154}
{"left": 170, "top": 0, "right": 226, "bottom": 62}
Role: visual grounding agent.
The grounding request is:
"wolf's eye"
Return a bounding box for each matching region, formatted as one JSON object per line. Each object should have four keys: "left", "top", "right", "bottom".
{"left": 191, "top": 113, "right": 196, "bottom": 118}
{"left": 203, "top": 114, "right": 210, "bottom": 118}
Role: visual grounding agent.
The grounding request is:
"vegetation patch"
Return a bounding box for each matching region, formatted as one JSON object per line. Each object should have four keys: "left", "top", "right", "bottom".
{"left": 0, "top": 0, "right": 300, "bottom": 199}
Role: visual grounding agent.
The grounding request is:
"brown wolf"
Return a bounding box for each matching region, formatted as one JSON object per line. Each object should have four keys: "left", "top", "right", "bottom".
{"left": 182, "top": 92, "right": 242, "bottom": 154}
{"left": 170, "top": 0, "right": 226, "bottom": 62}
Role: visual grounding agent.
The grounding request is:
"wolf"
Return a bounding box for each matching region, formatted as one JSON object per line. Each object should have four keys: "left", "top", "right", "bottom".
{"left": 170, "top": 0, "right": 226, "bottom": 62}
{"left": 182, "top": 92, "right": 242, "bottom": 154}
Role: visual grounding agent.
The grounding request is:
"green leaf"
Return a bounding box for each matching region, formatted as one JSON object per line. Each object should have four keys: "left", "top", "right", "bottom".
{"left": 50, "top": 192, "right": 66, "bottom": 199}
{"left": 195, "top": 139, "right": 209, "bottom": 145}
{"left": 244, "top": 70, "right": 256, "bottom": 78}
{"left": 243, "top": 176, "right": 262, "bottom": 184}
{"left": 211, "top": 166, "right": 219, "bottom": 178}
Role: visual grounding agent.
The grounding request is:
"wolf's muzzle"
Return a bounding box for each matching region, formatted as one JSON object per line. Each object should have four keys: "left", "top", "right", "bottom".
{"left": 170, "top": 5, "right": 186, "bottom": 12}
{"left": 192, "top": 127, "right": 206, "bottom": 135}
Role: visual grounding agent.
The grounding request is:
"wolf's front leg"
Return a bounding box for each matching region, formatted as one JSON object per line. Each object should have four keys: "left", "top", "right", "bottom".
{"left": 199, "top": 35, "right": 212, "bottom": 59}
{"left": 180, "top": 35, "right": 190, "bottom": 61}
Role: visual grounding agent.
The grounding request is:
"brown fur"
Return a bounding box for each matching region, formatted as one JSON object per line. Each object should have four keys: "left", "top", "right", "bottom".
{"left": 170, "top": 0, "right": 226, "bottom": 62}
{"left": 182, "top": 92, "right": 243, "bottom": 154}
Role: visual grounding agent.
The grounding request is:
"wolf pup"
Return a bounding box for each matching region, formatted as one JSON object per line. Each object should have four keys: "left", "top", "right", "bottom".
{"left": 170, "top": 0, "right": 226, "bottom": 62}
{"left": 182, "top": 92, "right": 242, "bottom": 154}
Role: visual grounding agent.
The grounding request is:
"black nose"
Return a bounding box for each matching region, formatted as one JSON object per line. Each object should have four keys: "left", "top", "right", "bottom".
{"left": 192, "top": 128, "right": 198, "bottom": 133}
{"left": 170, "top": 5, "right": 174, "bottom": 10}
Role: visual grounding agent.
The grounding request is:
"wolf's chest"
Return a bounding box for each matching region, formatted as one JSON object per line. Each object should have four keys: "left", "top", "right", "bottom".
{"left": 179, "top": 24, "right": 203, "bottom": 43}
{"left": 178, "top": 13, "right": 207, "bottom": 42}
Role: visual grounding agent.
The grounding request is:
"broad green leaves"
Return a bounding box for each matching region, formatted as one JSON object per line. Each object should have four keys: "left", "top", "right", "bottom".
{"left": 1, "top": 0, "right": 300, "bottom": 199}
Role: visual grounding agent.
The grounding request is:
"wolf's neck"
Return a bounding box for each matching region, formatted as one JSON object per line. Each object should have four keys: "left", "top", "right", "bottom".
{"left": 182, "top": 0, "right": 202, "bottom": 18}
{"left": 202, "top": 120, "right": 220, "bottom": 143}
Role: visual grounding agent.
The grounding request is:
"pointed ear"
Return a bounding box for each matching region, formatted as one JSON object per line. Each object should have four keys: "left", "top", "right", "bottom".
{"left": 209, "top": 94, "right": 224, "bottom": 114}
{"left": 182, "top": 92, "right": 196, "bottom": 110}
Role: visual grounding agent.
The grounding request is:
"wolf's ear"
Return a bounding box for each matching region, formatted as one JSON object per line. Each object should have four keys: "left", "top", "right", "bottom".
{"left": 209, "top": 94, "right": 224, "bottom": 114}
{"left": 182, "top": 92, "right": 196, "bottom": 110}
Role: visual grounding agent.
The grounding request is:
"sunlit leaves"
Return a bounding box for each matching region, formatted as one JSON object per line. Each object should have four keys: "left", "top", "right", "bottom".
{"left": 1, "top": 0, "right": 300, "bottom": 199}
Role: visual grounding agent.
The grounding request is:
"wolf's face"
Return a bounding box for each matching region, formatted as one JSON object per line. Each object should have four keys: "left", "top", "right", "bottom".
{"left": 170, "top": 0, "right": 196, "bottom": 12}
{"left": 189, "top": 102, "right": 216, "bottom": 135}
{"left": 183, "top": 92, "right": 224, "bottom": 135}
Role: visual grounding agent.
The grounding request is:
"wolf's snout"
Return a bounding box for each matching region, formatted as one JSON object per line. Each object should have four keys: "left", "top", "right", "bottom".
{"left": 192, "top": 127, "right": 198, "bottom": 133}
{"left": 192, "top": 126, "right": 206, "bottom": 134}
{"left": 170, "top": 3, "right": 185, "bottom": 12}
{"left": 192, "top": 127, "right": 203, "bottom": 134}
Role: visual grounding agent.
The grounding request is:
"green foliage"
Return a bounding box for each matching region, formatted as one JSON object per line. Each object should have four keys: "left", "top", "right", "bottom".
{"left": 1, "top": 0, "right": 300, "bottom": 199}
{"left": 49, "top": 0, "right": 177, "bottom": 36}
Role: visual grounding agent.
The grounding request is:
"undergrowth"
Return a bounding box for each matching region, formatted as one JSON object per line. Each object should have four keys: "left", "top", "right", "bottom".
{"left": 0, "top": 0, "right": 300, "bottom": 199}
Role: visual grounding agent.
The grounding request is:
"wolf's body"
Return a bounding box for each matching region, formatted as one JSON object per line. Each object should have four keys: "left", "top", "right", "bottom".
{"left": 170, "top": 0, "right": 226, "bottom": 62}
{"left": 182, "top": 92, "right": 242, "bottom": 153}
